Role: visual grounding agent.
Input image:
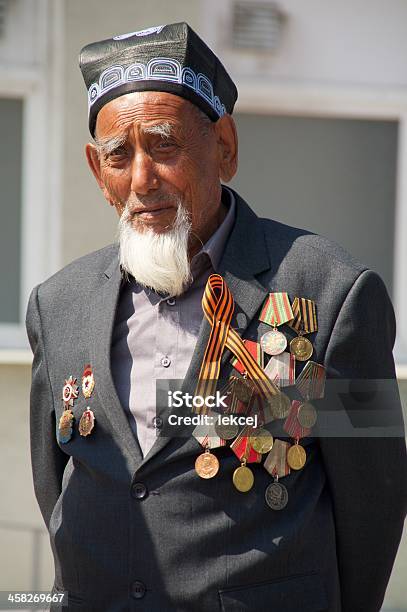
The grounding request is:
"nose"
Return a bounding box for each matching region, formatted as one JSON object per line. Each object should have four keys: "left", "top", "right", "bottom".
{"left": 130, "top": 149, "right": 159, "bottom": 195}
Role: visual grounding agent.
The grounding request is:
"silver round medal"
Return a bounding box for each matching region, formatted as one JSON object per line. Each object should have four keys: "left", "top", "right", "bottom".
{"left": 260, "top": 329, "right": 287, "bottom": 356}
{"left": 265, "top": 482, "right": 289, "bottom": 510}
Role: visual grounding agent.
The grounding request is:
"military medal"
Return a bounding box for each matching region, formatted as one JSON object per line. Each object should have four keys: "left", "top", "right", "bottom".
{"left": 263, "top": 439, "right": 290, "bottom": 478}
{"left": 265, "top": 480, "right": 289, "bottom": 510}
{"left": 78, "top": 407, "right": 95, "bottom": 437}
{"left": 287, "top": 297, "right": 317, "bottom": 361}
{"left": 289, "top": 334, "right": 313, "bottom": 361}
{"left": 193, "top": 408, "right": 227, "bottom": 450}
{"left": 214, "top": 420, "right": 239, "bottom": 440}
{"left": 267, "top": 390, "right": 291, "bottom": 420}
{"left": 250, "top": 428, "right": 274, "bottom": 454}
{"left": 296, "top": 360, "right": 326, "bottom": 400}
{"left": 195, "top": 446, "right": 220, "bottom": 479}
{"left": 82, "top": 364, "right": 95, "bottom": 399}
{"left": 219, "top": 378, "right": 248, "bottom": 417}
{"left": 283, "top": 400, "right": 312, "bottom": 439}
{"left": 233, "top": 460, "right": 254, "bottom": 492}
{"left": 297, "top": 402, "right": 317, "bottom": 428}
{"left": 233, "top": 437, "right": 254, "bottom": 492}
{"left": 230, "top": 426, "right": 262, "bottom": 464}
{"left": 232, "top": 374, "right": 255, "bottom": 404}
{"left": 58, "top": 409, "right": 74, "bottom": 444}
{"left": 259, "top": 292, "right": 294, "bottom": 327}
{"left": 287, "top": 440, "right": 307, "bottom": 470}
{"left": 264, "top": 352, "right": 295, "bottom": 388}
{"left": 62, "top": 376, "right": 79, "bottom": 408}
{"left": 260, "top": 328, "right": 287, "bottom": 356}
{"left": 230, "top": 426, "right": 261, "bottom": 463}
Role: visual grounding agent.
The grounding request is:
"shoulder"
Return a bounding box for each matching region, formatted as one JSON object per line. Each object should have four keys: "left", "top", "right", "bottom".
{"left": 231, "top": 188, "right": 367, "bottom": 282}
{"left": 35, "top": 244, "right": 118, "bottom": 310}
{"left": 259, "top": 216, "right": 366, "bottom": 279}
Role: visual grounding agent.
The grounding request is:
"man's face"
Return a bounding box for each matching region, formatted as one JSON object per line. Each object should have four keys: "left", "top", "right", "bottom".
{"left": 86, "top": 91, "right": 237, "bottom": 254}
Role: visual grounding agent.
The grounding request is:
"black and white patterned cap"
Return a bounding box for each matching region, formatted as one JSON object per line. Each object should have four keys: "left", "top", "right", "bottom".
{"left": 79, "top": 22, "right": 238, "bottom": 136}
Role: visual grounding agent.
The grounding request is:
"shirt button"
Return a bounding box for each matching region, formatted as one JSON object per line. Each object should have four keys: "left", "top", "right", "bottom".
{"left": 161, "top": 356, "right": 171, "bottom": 368}
{"left": 131, "top": 482, "right": 148, "bottom": 500}
{"left": 152, "top": 416, "right": 163, "bottom": 429}
{"left": 131, "top": 580, "right": 146, "bottom": 599}
{"left": 166, "top": 297, "right": 176, "bottom": 306}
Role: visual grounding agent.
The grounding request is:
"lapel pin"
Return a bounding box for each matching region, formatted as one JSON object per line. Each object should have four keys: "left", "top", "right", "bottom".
{"left": 79, "top": 407, "right": 96, "bottom": 437}
{"left": 62, "top": 376, "right": 79, "bottom": 408}
{"left": 82, "top": 364, "right": 95, "bottom": 399}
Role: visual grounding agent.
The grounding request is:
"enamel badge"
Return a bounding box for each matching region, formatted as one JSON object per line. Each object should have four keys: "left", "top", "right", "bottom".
{"left": 58, "top": 409, "right": 74, "bottom": 444}
{"left": 82, "top": 364, "right": 95, "bottom": 399}
{"left": 62, "top": 376, "right": 79, "bottom": 408}
{"left": 78, "top": 407, "right": 95, "bottom": 437}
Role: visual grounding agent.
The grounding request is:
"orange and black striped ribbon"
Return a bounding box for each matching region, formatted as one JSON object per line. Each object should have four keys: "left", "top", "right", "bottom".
{"left": 194, "top": 274, "right": 279, "bottom": 413}
{"left": 287, "top": 297, "right": 317, "bottom": 334}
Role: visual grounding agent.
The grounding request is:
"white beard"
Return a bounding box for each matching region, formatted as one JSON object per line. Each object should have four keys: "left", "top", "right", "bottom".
{"left": 118, "top": 198, "right": 193, "bottom": 296}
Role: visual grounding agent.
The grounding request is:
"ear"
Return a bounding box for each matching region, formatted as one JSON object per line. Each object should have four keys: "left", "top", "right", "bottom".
{"left": 85, "top": 143, "right": 116, "bottom": 207}
{"left": 214, "top": 114, "right": 238, "bottom": 183}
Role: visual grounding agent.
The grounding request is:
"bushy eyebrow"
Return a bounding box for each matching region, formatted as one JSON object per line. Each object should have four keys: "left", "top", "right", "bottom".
{"left": 95, "top": 122, "right": 175, "bottom": 156}
{"left": 140, "top": 122, "right": 174, "bottom": 138}
{"left": 94, "top": 134, "right": 126, "bottom": 157}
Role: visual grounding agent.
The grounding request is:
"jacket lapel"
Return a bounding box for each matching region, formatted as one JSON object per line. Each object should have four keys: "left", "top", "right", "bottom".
{"left": 140, "top": 191, "right": 271, "bottom": 467}
{"left": 89, "top": 254, "right": 144, "bottom": 470}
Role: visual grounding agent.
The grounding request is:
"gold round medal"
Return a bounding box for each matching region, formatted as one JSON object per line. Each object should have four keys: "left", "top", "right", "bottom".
{"left": 287, "top": 444, "right": 307, "bottom": 470}
{"left": 289, "top": 336, "right": 313, "bottom": 361}
{"left": 232, "top": 465, "right": 254, "bottom": 492}
{"left": 250, "top": 429, "right": 274, "bottom": 454}
{"left": 195, "top": 451, "right": 219, "bottom": 479}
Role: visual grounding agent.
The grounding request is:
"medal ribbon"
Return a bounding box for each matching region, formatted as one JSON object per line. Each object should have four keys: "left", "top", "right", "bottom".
{"left": 231, "top": 339, "right": 263, "bottom": 374}
{"left": 295, "top": 360, "right": 326, "bottom": 400}
{"left": 195, "top": 274, "right": 279, "bottom": 413}
{"left": 287, "top": 297, "right": 317, "bottom": 334}
{"left": 259, "top": 292, "right": 294, "bottom": 326}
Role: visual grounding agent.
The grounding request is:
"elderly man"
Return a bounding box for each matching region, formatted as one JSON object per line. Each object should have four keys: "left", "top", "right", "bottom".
{"left": 26, "top": 22, "right": 406, "bottom": 612}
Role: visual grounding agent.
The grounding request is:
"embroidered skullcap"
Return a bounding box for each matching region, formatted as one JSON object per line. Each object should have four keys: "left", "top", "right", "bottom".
{"left": 79, "top": 22, "right": 238, "bottom": 136}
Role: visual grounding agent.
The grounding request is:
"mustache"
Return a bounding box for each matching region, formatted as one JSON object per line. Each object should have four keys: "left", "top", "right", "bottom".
{"left": 123, "top": 192, "right": 182, "bottom": 214}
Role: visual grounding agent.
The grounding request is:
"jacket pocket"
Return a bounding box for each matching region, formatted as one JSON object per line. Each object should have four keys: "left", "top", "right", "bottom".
{"left": 50, "top": 584, "right": 84, "bottom": 610}
{"left": 219, "top": 572, "right": 328, "bottom": 612}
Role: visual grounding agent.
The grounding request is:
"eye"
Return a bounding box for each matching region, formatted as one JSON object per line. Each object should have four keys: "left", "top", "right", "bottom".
{"left": 108, "top": 145, "right": 127, "bottom": 157}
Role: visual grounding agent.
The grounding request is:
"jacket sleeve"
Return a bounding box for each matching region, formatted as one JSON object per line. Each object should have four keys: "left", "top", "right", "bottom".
{"left": 318, "top": 269, "right": 407, "bottom": 612}
{"left": 26, "top": 284, "right": 69, "bottom": 530}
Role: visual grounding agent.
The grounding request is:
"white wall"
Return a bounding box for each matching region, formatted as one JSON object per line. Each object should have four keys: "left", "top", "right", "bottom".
{"left": 203, "top": 0, "right": 407, "bottom": 87}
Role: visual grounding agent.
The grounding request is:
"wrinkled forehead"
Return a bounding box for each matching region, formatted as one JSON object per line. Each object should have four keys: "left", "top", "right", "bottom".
{"left": 94, "top": 91, "right": 200, "bottom": 140}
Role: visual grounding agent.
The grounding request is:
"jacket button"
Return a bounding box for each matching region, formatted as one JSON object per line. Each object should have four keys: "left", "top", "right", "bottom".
{"left": 131, "top": 580, "right": 146, "bottom": 599}
{"left": 152, "top": 416, "right": 163, "bottom": 429}
{"left": 161, "top": 356, "right": 171, "bottom": 367}
{"left": 131, "top": 482, "right": 148, "bottom": 500}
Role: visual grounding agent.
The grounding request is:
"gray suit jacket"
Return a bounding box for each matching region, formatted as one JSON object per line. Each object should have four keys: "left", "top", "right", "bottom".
{"left": 26, "top": 189, "right": 406, "bottom": 612}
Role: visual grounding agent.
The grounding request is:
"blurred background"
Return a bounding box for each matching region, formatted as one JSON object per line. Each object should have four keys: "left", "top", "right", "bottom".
{"left": 0, "top": 0, "right": 406, "bottom": 609}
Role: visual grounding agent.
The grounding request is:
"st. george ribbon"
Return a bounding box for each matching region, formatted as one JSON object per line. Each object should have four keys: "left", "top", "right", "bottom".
{"left": 194, "top": 274, "right": 279, "bottom": 414}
